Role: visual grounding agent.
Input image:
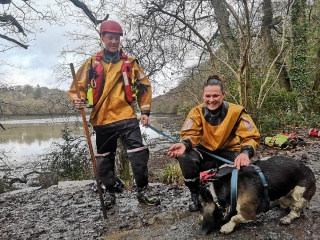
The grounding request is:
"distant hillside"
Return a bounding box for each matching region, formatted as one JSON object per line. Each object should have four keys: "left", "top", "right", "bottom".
{"left": 151, "top": 61, "right": 217, "bottom": 117}
{"left": 0, "top": 84, "right": 86, "bottom": 116}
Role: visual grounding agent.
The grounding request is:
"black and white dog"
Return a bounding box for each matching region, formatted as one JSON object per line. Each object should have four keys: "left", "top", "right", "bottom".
{"left": 197, "top": 156, "right": 316, "bottom": 236}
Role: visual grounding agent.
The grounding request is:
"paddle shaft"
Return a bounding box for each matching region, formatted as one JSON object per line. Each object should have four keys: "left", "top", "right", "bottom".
{"left": 70, "top": 63, "right": 107, "bottom": 219}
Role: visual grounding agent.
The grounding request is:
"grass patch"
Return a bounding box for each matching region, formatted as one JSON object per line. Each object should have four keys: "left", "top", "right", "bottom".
{"left": 161, "top": 162, "right": 184, "bottom": 184}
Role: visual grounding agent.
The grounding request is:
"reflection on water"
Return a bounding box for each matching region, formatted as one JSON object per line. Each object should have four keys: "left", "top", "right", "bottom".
{"left": 0, "top": 115, "right": 170, "bottom": 156}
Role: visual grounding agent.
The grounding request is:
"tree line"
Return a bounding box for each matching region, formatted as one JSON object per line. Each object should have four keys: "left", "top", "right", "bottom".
{"left": 146, "top": 0, "right": 320, "bottom": 133}
{"left": 1, "top": 0, "right": 320, "bottom": 133}
{"left": 0, "top": 84, "right": 78, "bottom": 116}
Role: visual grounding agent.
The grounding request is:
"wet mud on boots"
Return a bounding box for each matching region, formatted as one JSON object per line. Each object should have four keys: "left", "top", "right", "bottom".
{"left": 137, "top": 186, "right": 160, "bottom": 205}
{"left": 104, "top": 191, "right": 116, "bottom": 210}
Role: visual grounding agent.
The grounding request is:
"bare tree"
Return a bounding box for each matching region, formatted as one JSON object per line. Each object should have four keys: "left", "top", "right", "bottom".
{"left": 0, "top": 0, "right": 60, "bottom": 51}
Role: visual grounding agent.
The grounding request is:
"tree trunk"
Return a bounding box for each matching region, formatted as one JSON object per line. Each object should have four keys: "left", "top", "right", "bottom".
{"left": 261, "top": 0, "right": 291, "bottom": 92}
{"left": 312, "top": 40, "right": 320, "bottom": 93}
{"left": 290, "top": 0, "right": 308, "bottom": 92}
{"left": 210, "top": 0, "right": 240, "bottom": 66}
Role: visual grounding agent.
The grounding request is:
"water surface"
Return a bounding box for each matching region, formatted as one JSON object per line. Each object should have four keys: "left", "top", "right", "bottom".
{"left": 0, "top": 115, "right": 167, "bottom": 156}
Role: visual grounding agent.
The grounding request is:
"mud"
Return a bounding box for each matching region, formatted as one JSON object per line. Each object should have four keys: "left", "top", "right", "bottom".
{"left": 0, "top": 126, "right": 319, "bottom": 240}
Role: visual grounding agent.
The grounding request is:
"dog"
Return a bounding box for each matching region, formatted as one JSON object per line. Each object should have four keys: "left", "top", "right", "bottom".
{"left": 197, "top": 156, "right": 316, "bottom": 236}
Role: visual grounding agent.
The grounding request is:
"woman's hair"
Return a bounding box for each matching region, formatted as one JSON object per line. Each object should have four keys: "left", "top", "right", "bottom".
{"left": 203, "top": 74, "right": 225, "bottom": 92}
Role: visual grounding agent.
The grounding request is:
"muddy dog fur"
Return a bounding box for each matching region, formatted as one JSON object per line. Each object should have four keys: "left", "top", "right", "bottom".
{"left": 197, "top": 156, "right": 316, "bottom": 236}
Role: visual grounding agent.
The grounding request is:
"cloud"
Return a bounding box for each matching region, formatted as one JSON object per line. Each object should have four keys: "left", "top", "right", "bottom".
{"left": 0, "top": 22, "right": 77, "bottom": 90}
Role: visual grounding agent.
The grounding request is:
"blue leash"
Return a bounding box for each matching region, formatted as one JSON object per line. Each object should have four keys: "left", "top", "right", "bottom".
{"left": 146, "top": 124, "right": 234, "bottom": 165}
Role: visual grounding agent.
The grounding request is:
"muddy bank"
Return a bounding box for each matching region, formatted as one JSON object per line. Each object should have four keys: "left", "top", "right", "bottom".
{"left": 0, "top": 126, "right": 319, "bottom": 240}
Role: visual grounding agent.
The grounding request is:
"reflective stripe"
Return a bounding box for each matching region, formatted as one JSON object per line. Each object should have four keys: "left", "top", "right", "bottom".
{"left": 96, "top": 152, "right": 111, "bottom": 157}
{"left": 127, "top": 147, "right": 146, "bottom": 153}
{"left": 184, "top": 177, "right": 200, "bottom": 183}
{"left": 123, "top": 72, "right": 129, "bottom": 85}
{"left": 219, "top": 163, "right": 234, "bottom": 169}
{"left": 139, "top": 71, "right": 145, "bottom": 79}
{"left": 140, "top": 104, "right": 150, "bottom": 109}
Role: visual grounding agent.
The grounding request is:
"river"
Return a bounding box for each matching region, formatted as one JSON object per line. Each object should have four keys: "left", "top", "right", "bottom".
{"left": 0, "top": 114, "right": 178, "bottom": 157}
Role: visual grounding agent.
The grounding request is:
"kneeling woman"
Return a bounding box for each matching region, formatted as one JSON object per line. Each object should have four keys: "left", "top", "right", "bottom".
{"left": 168, "top": 75, "right": 261, "bottom": 212}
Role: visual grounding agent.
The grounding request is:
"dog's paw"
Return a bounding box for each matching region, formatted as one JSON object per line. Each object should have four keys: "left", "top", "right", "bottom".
{"left": 220, "top": 224, "right": 233, "bottom": 234}
{"left": 280, "top": 216, "right": 292, "bottom": 225}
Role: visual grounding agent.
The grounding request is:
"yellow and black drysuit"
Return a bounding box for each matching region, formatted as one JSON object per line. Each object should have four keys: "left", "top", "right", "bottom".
{"left": 69, "top": 49, "right": 152, "bottom": 191}
{"left": 178, "top": 101, "right": 260, "bottom": 193}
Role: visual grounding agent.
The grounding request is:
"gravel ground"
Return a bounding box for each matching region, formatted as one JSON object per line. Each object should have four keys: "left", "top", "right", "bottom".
{"left": 0, "top": 126, "right": 319, "bottom": 240}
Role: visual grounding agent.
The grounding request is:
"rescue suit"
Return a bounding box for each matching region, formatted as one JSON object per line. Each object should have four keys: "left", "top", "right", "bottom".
{"left": 68, "top": 49, "right": 152, "bottom": 191}
{"left": 178, "top": 101, "right": 260, "bottom": 193}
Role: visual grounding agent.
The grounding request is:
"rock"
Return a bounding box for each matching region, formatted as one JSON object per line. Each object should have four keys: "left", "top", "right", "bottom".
{"left": 148, "top": 211, "right": 191, "bottom": 225}
{"left": 3, "top": 186, "right": 41, "bottom": 195}
{"left": 39, "top": 172, "right": 58, "bottom": 189}
{"left": 171, "top": 225, "right": 178, "bottom": 230}
{"left": 58, "top": 180, "right": 93, "bottom": 189}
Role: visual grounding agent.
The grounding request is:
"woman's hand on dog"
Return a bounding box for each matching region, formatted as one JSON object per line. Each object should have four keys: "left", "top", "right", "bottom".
{"left": 234, "top": 153, "right": 250, "bottom": 170}
{"left": 168, "top": 143, "right": 186, "bottom": 158}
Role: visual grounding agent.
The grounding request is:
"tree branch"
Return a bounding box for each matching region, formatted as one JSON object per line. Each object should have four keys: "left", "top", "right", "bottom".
{"left": 150, "top": 1, "right": 217, "bottom": 73}
{"left": 0, "top": 0, "right": 12, "bottom": 4}
{"left": 0, "top": 33, "right": 29, "bottom": 49}
{"left": 69, "top": 0, "right": 109, "bottom": 25}
{"left": 0, "top": 14, "right": 26, "bottom": 36}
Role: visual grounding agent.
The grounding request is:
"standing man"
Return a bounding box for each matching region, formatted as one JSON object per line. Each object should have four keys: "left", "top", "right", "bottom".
{"left": 168, "top": 75, "right": 260, "bottom": 212}
{"left": 69, "top": 20, "right": 160, "bottom": 209}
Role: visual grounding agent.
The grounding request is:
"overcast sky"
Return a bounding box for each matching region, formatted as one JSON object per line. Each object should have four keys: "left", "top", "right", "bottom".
{"left": 0, "top": 1, "right": 118, "bottom": 91}
{"left": 0, "top": 0, "right": 187, "bottom": 95}
{"left": 1, "top": 24, "right": 74, "bottom": 90}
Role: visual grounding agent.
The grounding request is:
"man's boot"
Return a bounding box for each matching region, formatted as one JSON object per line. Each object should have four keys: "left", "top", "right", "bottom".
{"left": 137, "top": 186, "right": 160, "bottom": 205}
{"left": 189, "top": 192, "right": 201, "bottom": 212}
{"left": 104, "top": 191, "right": 116, "bottom": 209}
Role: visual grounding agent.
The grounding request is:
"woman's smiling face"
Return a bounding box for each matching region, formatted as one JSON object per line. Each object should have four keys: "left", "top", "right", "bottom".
{"left": 202, "top": 85, "right": 225, "bottom": 111}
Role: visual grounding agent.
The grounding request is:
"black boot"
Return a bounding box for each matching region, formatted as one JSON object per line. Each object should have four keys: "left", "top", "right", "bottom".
{"left": 137, "top": 186, "right": 160, "bottom": 205}
{"left": 189, "top": 192, "right": 201, "bottom": 212}
{"left": 104, "top": 191, "right": 116, "bottom": 210}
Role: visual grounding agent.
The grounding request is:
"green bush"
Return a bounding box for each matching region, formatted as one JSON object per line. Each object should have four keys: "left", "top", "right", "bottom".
{"left": 178, "top": 101, "right": 198, "bottom": 119}
{"left": 0, "top": 175, "right": 16, "bottom": 193}
{"left": 161, "top": 162, "right": 184, "bottom": 184}
{"left": 46, "top": 125, "right": 92, "bottom": 181}
{"left": 258, "top": 89, "right": 299, "bottom": 133}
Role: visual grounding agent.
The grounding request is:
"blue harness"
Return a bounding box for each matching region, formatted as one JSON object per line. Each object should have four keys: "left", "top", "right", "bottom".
{"left": 230, "top": 164, "right": 270, "bottom": 214}
{"left": 147, "top": 124, "right": 270, "bottom": 213}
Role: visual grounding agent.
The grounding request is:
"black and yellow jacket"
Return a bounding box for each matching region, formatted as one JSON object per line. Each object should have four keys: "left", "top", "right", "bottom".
{"left": 180, "top": 101, "right": 260, "bottom": 158}
{"left": 68, "top": 50, "right": 151, "bottom": 129}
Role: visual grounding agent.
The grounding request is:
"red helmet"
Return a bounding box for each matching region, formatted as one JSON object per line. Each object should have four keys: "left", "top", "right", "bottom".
{"left": 100, "top": 20, "right": 123, "bottom": 36}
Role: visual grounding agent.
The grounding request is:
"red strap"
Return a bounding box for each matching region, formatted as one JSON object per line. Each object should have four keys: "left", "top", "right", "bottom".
{"left": 200, "top": 171, "right": 216, "bottom": 185}
{"left": 96, "top": 51, "right": 103, "bottom": 62}
{"left": 122, "top": 59, "right": 134, "bottom": 103}
{"left": 120, "top": 52, "right": 128, "bottom": 59}
{"left": 280, "top": 133, "right": 296, "bottom": 139}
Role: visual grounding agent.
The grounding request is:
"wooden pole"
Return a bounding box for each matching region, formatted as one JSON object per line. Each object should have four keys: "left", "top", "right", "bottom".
{"left": 70, "top": 63, "right": 107, "bottom": 219}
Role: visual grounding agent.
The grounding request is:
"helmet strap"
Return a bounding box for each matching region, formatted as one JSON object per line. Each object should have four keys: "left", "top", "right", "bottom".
{"left": 100, "top": 34, "right": 103, "bottom": 52}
